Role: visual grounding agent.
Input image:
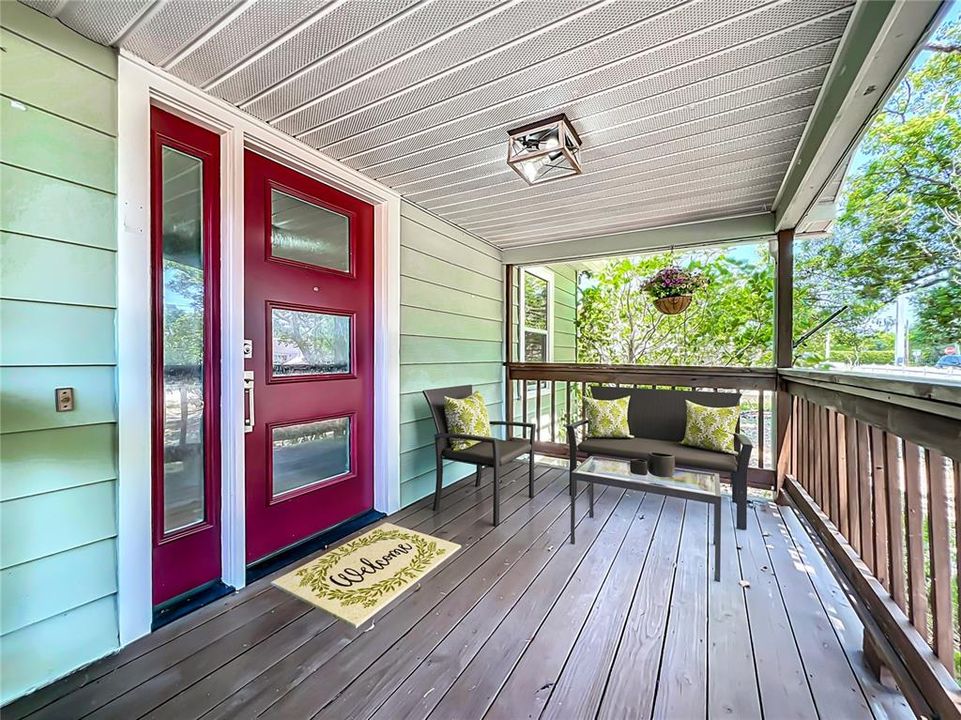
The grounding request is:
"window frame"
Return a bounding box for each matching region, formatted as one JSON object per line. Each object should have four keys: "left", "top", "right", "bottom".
{"left": 519, "top": 266, "right": 554, "bottom": 364}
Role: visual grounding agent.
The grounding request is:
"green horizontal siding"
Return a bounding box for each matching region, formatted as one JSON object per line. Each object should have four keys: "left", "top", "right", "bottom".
{"left": 0, "top": 596, "right": 119, "bottom": 705}
{"left": 0, "top": 300, "right": 116, "bottom": 366}
{"left": 0, "top": 424, "right": 117, "bottom": 502}
{"left": 398, "top": 203, "right": 504, "bottom": 507}
{"left": 1, "top": 234, "right": 117, "bottom": 307}
{"left": 0, "top": 165, "right": 117, "bottom": 249}
{"left": 0, "top": 3, "right": 119, "bottom": 703}
{"left": 0, "top": 101, "right": 116, "bottom": 192}
{"left": 1, "top": 538, "right": 117, "bottom": 635}
{"left": 0, "top": 28, "right": 117, "bottom": 134}
{"left": 0, "top": 480, "right": 117, "bottom": 569}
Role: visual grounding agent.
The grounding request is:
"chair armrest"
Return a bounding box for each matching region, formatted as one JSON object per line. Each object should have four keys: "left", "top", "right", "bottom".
{"left": 734, "top": 432, "right": 753, "bottom": 474}
{"left": 489, "top": 420, "right": 535, "bottom": 440}
{"left": 566, "top": 419, "right": 589, "bottom": 465}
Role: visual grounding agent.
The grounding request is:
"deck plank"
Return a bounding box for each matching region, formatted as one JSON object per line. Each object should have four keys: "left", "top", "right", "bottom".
{"left": 738, "top": 500, "right": 819, "bottom": 720}
{"left": 652, "top": 501, "right": 709, "bottom": 720}
{"left": 201, "top": 467, "right": 567, "bottom": 720}
{"left": 707, "top": 492, "right": 762, "bottom": 720}
{"left": 596, "top": 496, "right": 686, "bottom": 720}
{"left": 779, "top": 504, "right": 915, "bottom": 720}
{"left": 419, "top": 490, "right": 642, "bottom": 720}
{"left": 487, "top": 494, "right": 666, "bottom": 720}
{"left": 303, "top": 486, "right": 622, "bottom": 720}
{"left": 147, "top": 465, "right": 553, "bottom": 720}
{"left": 755, "top": 501, "right": 873, "bottom": 719}
{"left": 540, "top": 495, "right": 674, "bottom": 720}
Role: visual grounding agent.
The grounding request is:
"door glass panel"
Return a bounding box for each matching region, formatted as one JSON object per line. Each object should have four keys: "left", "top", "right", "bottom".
{"left": 270, "top": 189, "right": 350, "bottom": 272}
{"left": 272, "top": 307, "right": 351, "bottom": 378}
{"left": 161, "top": 147, "right": 206, "bottom": 534}
{"left": 272, "top": 417, "right": 351, "bottom": 497}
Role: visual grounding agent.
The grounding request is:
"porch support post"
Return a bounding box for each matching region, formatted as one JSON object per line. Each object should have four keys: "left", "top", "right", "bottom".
{"left": 774, "top": 228, "right": 794, "bottom": 501}
{"left": 504, "top": 264, "right": 514, "bottom": 439}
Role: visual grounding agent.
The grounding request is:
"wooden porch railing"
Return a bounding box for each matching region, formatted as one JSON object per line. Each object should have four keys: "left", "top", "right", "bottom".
{"left": 505, "top": 363, "right": 778, "bottom": 488}
{"left": 780, "top": 369, "right": 961, "bottom": 719}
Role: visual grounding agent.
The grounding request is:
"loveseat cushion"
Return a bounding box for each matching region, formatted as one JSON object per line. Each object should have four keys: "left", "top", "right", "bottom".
{"left": 578, "top": 437, "right": 737, "bottom": 473}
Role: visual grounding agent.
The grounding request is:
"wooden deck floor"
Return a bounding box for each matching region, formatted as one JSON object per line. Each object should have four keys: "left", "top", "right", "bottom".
{"left": 7, "top": 462, "right": 913, "bottom": 720}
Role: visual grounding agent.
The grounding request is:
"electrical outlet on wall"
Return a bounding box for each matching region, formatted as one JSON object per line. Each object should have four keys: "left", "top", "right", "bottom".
{"left": 55, "top": 387, "right": 74, "bottom": 412}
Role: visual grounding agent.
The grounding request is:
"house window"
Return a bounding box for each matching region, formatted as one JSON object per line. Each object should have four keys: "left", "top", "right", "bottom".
{"left": 520, "top": 267, "right": 553, "bottom": 363}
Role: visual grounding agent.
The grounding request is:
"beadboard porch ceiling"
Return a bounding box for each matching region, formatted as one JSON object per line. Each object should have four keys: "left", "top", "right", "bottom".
{"left": 22, "top": 0, "right": 856, "bottom": 248}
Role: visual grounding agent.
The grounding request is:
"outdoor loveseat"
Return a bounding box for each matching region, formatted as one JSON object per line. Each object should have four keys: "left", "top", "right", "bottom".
{"left": 566, "top": 387, "right": 753, "bottom": 529}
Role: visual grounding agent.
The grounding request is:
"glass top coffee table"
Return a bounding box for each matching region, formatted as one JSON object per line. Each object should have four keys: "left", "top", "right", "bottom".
{"left": 570, "top": 456, "right": 722, "bottom": 581}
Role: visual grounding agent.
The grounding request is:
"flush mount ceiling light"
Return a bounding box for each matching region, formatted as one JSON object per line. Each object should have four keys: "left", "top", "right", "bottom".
{"left": 506, "top": 113, "right": 582, "bottom": 186}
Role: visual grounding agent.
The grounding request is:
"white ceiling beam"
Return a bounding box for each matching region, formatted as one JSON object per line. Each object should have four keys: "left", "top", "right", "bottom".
{"left": 501, "top": 212, "right": 775, "bottom": 265}
{"left": 773, "top": 0, "right": 947, "bottom": 231}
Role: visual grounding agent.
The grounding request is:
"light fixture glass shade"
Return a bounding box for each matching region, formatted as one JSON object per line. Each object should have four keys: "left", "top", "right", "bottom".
{"left": 506, "top": 114, "right": 582, "bottom": 185}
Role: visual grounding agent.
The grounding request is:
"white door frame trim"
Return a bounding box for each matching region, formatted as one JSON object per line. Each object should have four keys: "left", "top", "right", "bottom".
{"left": 116, "top": 52, "right": 401, "bottom": 646}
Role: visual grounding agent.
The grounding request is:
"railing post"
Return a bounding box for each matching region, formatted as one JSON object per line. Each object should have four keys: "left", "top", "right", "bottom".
{"left": 774, "top": 227, "right": 794, "bottom": 501}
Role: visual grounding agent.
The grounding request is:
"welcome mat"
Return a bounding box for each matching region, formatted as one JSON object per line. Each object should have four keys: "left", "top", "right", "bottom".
{"left": 272, "top": 523, "right": 460, "bottom": 627}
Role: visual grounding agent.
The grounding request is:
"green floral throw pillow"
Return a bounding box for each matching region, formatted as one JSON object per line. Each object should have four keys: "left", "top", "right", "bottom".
{"left": 681, "top": 400, "right": 739, "bottom": 454}
{"left": 444, "top": 391, "right": 492, "bottom": 451}
{"left": 584, "top": 395, "right": 632, "bottom": 438}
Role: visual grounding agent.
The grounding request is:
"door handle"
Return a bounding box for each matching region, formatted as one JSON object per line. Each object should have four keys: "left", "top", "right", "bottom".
{"left": 243, "top": 370, "right": 255, "bottom": 433}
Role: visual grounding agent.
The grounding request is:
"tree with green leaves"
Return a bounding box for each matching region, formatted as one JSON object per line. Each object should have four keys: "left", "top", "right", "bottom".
{"left": 794, "top": 20, "right": 960, "bottom": 363}
{"left": 577, "top": 249, "right": 774, "bottom": 366}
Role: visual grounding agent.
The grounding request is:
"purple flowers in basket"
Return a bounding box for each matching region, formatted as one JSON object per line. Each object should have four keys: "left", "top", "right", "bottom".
{"left": 642, "top": 266, "right": 709, "bottom": 299}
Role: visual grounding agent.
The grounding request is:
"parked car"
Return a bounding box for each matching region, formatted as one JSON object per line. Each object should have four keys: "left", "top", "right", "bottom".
{"left": 935, "top": 353, "right": 961, "bottom": 369}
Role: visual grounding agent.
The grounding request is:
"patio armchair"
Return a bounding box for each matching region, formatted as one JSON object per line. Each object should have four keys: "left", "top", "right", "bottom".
{"left": 566, "top": 387, "right": 753, "bottom": 529}
{"left": 423, "top": 386, "right": 535, "bottom": 526}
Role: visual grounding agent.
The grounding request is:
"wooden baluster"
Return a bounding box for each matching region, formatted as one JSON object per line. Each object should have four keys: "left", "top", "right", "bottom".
{"left": 885, "top": 433, "right": 906, "bottom": 612}
{"left": 550, "top": 380, "right": 557, "bottom": 444}
{"left": 758, "top": 391, "right": 765, "bottom": 470}
{"left": 535, "top": 380, "right": 542, "bottom": 443}
{"left": 580, "top": 382, "right": 587, "bottom": 421}
{"left": 954, "top": 458, "right": 961, "bottom": 659}
{"left": 803, "top": 400, "right": 813, "bottom": 495}
{"left": 814, "top": 405, "right": 830, "bottom": 506}
{"left": 926, "top": 448, "right": 954, "bottom": 675}
{"left": 870, "top": 426, "right": 889, "bottom": 590}
{"left": 856, "top": 421, "right": 874, "bottom": 571}
{"left": 522, "top": 380, "right": 528, "bottom": 431}
{"left": 790, "top": 396, "right": 798, "bottom": 479}
{"left": 904, "top": 441, "right": 928, "bottom": 640}
{"left": 824, "top": 408, "right": 841, "bottom": 528}
{"left": 565, "top": 381, "right": 572, "bottom": 427}
{"left": 834, "top": 410, "right": 848, "bottom": 538}
{"left": 845, "top": 415, "right": 860, "bottom": 552}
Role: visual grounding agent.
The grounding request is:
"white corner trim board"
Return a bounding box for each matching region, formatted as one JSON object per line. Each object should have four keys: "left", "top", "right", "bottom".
{"left": 116, "top": 52, "right": 401, "bottom": 646}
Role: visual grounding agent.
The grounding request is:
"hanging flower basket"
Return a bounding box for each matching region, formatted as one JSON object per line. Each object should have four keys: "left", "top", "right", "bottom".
{"left": 643, "top": 266, "right": 708, "bottom": 315}
{"left": 653, "top": 295, "right": 693, "bottom": 315}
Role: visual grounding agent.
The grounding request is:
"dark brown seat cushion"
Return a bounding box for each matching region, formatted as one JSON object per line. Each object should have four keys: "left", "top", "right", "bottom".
{"left": 444, "top": 438, "right": 530, "bottom": 465}
{"left": 578, "top": 437, "right": 737, "bottom": 473}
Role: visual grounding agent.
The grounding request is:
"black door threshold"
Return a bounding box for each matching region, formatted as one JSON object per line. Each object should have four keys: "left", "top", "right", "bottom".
{"left": 152, "top": 580, "right": 235, "bottom": 631}
{"left": 245, "top": 508, "right": 386, "bottom": 585}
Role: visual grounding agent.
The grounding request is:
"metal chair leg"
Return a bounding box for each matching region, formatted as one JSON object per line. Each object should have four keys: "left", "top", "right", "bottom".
{"left": 475, "top": 465, "right": 482, "bottom": 486}
{"left": 432, "top": 451, "right": 444, "bottom": 512}
{"left": 528, "top": 447, "right": 535, "bottom": 498}
{"left": 492, "top": 464, "right": 501, "bottom": 526}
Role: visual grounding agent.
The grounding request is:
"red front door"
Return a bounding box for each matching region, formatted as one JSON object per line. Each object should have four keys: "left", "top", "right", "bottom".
{"left": 150, "top": 108, "right": 222, "bottom": 604}
{"left": 243, "top": 151, "right": 374, "bottom": 564}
